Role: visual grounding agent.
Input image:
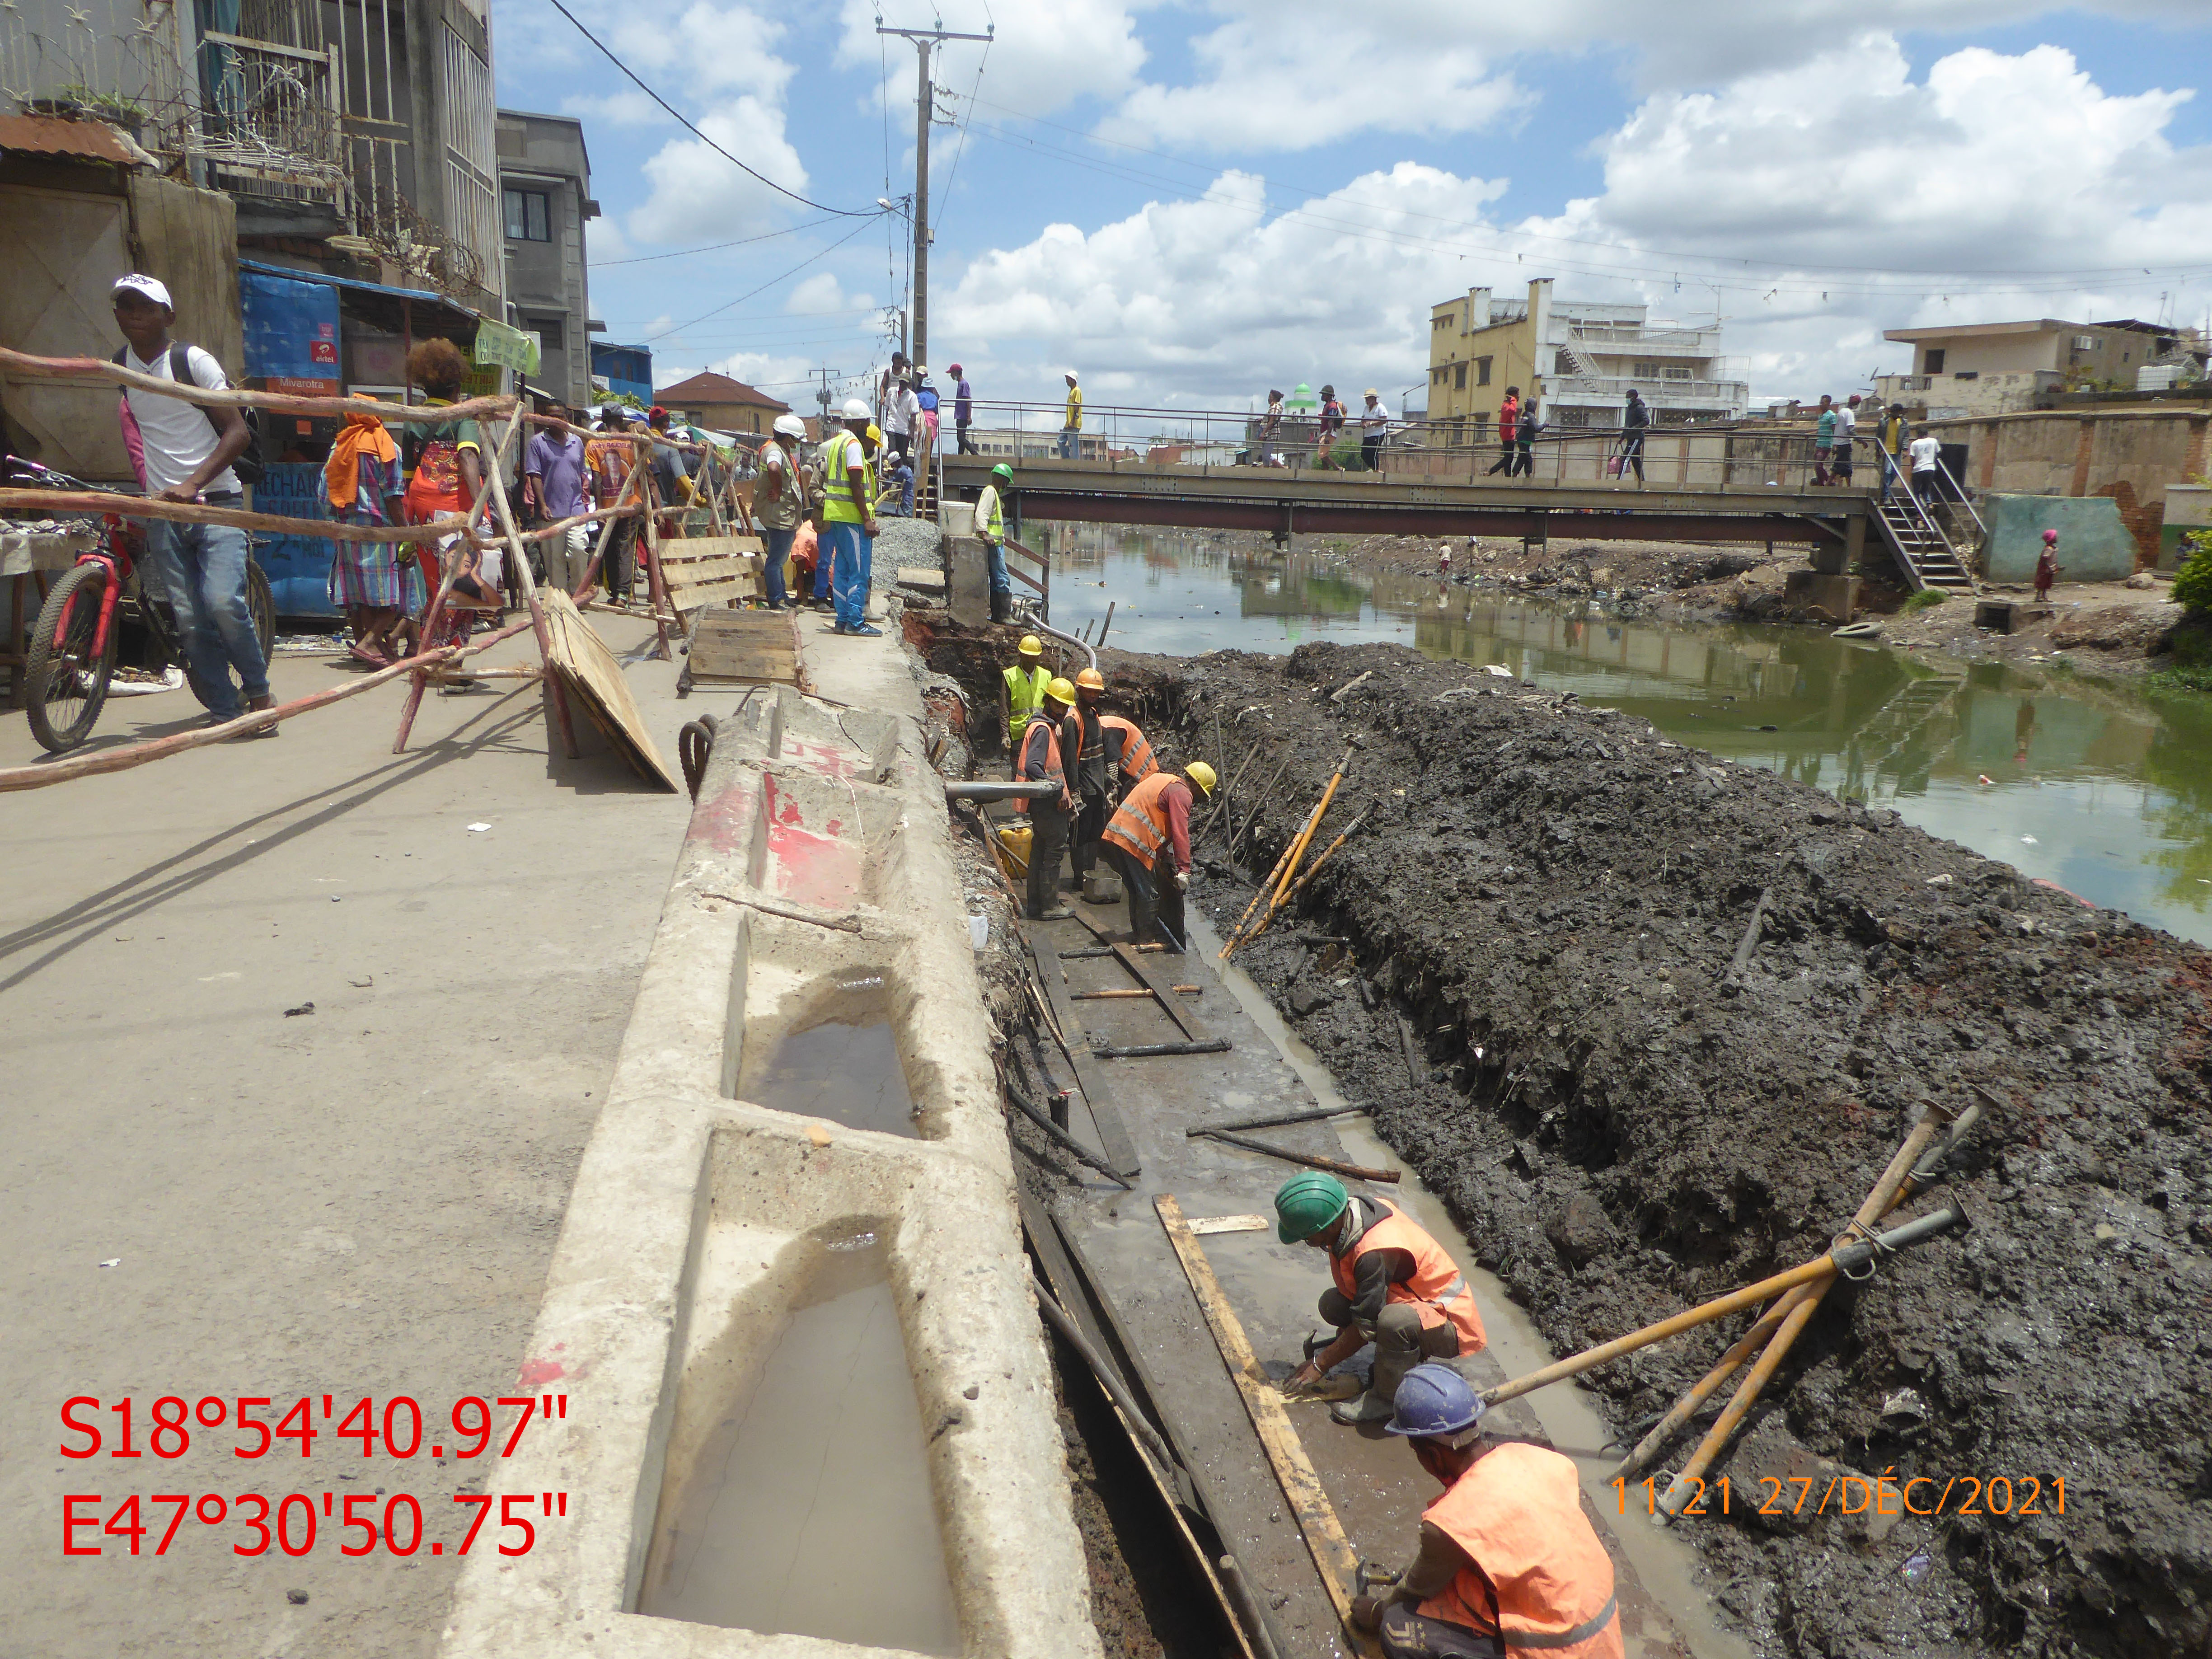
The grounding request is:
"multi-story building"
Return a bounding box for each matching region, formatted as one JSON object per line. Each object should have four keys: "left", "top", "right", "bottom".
{"left": 1425, "top": 278, "right": 1748, "bottom": 446}
{"left": 0, "top": 0, "right": 506, "bottom": 310}
{"left": 1877, "top": 317, "right": 2197, "bottom": 417}
{"left": 964, "top": 427, "right": 1114, "bottom": 461}
{"left": 497, "top": 108, "right": 597, "bottom": 408}
{"left": 590, "top": 342, "right": 654, "bottom": 405}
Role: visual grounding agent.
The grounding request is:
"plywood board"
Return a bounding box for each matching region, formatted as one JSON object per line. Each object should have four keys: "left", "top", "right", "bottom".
{"left": 540, "top": 590, "right": 680, "bottom": 791}
{"left": 686, "top": 608, "right": 799, "bottom": 688}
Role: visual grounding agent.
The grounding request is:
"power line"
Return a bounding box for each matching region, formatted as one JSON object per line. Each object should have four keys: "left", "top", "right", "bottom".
{"left": 540, "top": 0, "right": 875, "bottom": 217}
{"left": 642, "top": 216, "right": 884, "bottom": 343}
{"left": 592, "top": 216, "right": 847, "bottom": 267}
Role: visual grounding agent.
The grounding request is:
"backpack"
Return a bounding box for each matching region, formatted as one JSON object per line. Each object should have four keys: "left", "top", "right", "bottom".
{"left": 115, "top": 342, "right": 264, "bottom": 487}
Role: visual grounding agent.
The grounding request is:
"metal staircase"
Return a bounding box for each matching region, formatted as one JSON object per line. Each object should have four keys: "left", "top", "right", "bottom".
{"left": 1871, "top": 450, "right": 1977, "bottom": 593}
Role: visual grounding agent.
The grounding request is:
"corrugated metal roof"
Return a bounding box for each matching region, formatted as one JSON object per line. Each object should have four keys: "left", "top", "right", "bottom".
{"left": 0, "top": 112, "right": 149, "bottom": 166}
{"left": 238, "top": 258, "right": 468, "bottom": 312}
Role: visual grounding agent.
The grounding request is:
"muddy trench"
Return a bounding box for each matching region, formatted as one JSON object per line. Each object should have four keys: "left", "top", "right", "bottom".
{"left": 919, "top": 613, "right": 2212, "bottom": 1659}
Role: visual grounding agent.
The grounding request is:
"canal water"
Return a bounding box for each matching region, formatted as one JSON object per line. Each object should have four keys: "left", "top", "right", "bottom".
{"left": 1037, "top": 524, "right": 2212, "bottom": 947}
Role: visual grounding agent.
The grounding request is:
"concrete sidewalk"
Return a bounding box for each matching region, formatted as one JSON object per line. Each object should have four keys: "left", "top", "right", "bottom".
{"left": 0, "top": 619, "right": 694, "bottom": 1657}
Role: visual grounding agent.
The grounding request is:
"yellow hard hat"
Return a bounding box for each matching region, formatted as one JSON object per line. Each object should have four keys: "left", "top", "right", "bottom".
{"left": 1045, "top": 676, "right": 1077, "bottom": 707}
{"left": 1017, "top": 634, "right": 1044, "bottom": 658}
{"left": 866, "top": 422, "right": 882, "bottom": 443}
{"left": 1075, "top": 667, "right": 1105, "bottom": 692}
{"left": 1185, "top": 759, "right": 1218, "bottom": 797}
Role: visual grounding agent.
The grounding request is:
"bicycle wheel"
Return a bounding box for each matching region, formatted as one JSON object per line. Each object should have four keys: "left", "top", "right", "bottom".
{"left": 25, "top": 562, "right": 117, "bottom": 753}
{"left": 245, "top": 557, "right": 276, "bottom": 660}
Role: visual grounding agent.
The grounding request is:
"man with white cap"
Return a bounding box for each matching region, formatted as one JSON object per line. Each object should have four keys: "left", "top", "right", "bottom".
{"left": 754, "top": 413, "right": 812, "bottom": 611}
{"left": 1058, "top": 370, "right": 1083, "bottom": 460}
{"left": 1360, "top": 389, "right": 1391, "bottom": 472}
{"left": 820, "top": 397, "right": 883, "bottom": 636}
{"left": 110, "top": 273, "right": 275, "bottom": 734}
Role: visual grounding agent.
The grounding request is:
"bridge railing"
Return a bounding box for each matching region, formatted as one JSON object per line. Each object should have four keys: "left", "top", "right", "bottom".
{"left": 935, "top": 398, "right": 1876, "bottom": 494}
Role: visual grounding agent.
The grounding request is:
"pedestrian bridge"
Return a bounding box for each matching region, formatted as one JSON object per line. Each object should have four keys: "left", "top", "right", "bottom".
{"left": 943, "top": 455, "right": 1877, "bottom": 555}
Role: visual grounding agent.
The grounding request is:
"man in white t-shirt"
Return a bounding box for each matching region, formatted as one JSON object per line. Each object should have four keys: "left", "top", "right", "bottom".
{"left": 1830, "top": 395, "right": 1858, "bottom": 483}
{"left": 112, "top": 273, "right": 273, "bottom": 732}
{"left": 1359, "top": 390, "right": 1391, "bottom": 472}
{"left": 1907, "top": 427, "right": 1941, "bottom": 493}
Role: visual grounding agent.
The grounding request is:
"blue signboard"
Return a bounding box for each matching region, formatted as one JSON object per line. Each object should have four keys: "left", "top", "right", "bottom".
{"left": 240, "top": 269, "right": 341, "bottom": 393}
{"left": 252, "top": 463, "right": 342, "bottom": 619}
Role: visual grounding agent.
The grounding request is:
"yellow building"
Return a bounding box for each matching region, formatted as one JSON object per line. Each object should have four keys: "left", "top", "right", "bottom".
{"left": 1427, "top": 279, "right": 1551, "bottom": 450}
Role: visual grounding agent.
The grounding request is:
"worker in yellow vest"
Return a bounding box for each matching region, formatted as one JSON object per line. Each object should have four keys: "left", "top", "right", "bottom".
{"left": 1001, "top": 634, "right": 1051, "bottom": 753}
{"left": 1356, "top": 1364, "right": 1624, "bottom": 1659}
{"left": 1276, "top": 1172, "right": 1486, "bottom": 1426}
{"left": 1014, "top": 676, "right": 1078, "bottom": 921}
{"left": 976, "top": 462, "right": 1013, "bottom": 623}
{"left": 1098, "top": 760, "right": 1215, "bottom": 951}
{"left": 820, "top": 397, "right": 881, "bottom": 636}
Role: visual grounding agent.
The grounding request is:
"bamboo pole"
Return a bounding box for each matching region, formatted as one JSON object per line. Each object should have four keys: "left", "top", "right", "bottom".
{"left": 1227, "top": 750, "right": 1297, "bottom": 861}
{"left": 480, "top": 412, "right": 578, "bottom": 759}
{"left": 0, "top": 488, "right": 467, "bottom": 544}
{"left": 1223, "top": 747, "right": 1351, "bottom": 960}
{"left": 570, "top": 462, "right": 645, "bottom": 605}
{"left": 1654, "top": 1101, "right": 1959, "bottom": 1516}
{"left": 0, "top": 346, "right": 513, "bottom": 424}
{"left": 1221, "top": 827, "right": 1304, "bottom": 956}
{"left": 0, "top": 620, "right": 530, "bottom": 793}
{"left": 641, "top": 463, "right": 672, "bottom": 659}
{"left": 1272, "top": 746, "right": 1353, "bottom": 909}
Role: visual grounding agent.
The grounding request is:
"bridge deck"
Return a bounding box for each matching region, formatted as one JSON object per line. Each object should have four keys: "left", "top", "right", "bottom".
{"left": 943, "top": 455, "right": 1873, "bottom": 547}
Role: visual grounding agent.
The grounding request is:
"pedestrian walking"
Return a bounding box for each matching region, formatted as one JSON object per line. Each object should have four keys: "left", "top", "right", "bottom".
{"left": 586, "top": 405, "right": 638, "bottom": 604}
{"left": 1317, "top": 384, "right": 1345, "bottom": 468}
{"left": 401, "top": 338, "right": 503, "bottom": 649}
{"left": 914, "top": 369, "right": 941, "bottom": 454}
{"left": 1512, "top": 408, "right": 1541, "bottom": 477}
{"left": 110, "top": 273, "right": 276, "bottom": 733}
{"left": 1907, "top": 425, "right": 1941, "bottom": 498}
{"left": 1830, "top": 394, "right": 1859, "bottom": 486}
{"left": 1059, "top": 370, "right": 1083, "bottom": 460}
{"left": 525, "top": 403, "right": 595, "bottom": 594}
{"left": 880, "top": 367, "right": 917, "bottom": 469}
{"left": 950, "top": 362, "right": 977, "bottom": 455}
{"left": 323, "top": 409, "right": 418, "bottom": 666}
{"left": 754, "top": 413, "right": 810, "bottom": 610}
{"left": 1811, "top": 394, "right": 1836, "bottom": 486}
{"left": 1877, "top": 402, "right": 1908, "bottom": 501}
{"left": 1258, "top": 389, "right": 1284, "bottom": 466}
{"left": 1360, "top": 389, "right": 1390, "bottom": 472}
{"left": 1487, "top": 387, "right": 1519, "bottom": 476}
{"left": 1617, "top": 388, "right": 1649, "bottom": 485}
{"left": 819, "top": 397, "right": 882, "bottom": 636}
{"left": 2034, "top": 528, "right": 2062, "bottom": 600}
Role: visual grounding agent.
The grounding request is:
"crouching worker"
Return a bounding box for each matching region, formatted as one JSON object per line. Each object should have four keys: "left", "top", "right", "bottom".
{"left": 1277, "top": 1173, "right": 1486, "bottom": 1426}
{"left": 1098, "top": 759, "right": 1214, "bottom": 951}
{"left": 1354, "top": 1364, "right": 1623, "bottom": 1659}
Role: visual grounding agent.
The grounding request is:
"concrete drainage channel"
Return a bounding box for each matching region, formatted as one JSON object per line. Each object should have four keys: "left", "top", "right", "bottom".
{"left": 437, "top": 684, "right": 1101, "bottom": 1659}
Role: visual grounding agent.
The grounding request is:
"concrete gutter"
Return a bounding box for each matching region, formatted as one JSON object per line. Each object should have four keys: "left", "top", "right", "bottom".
{"left": 438, "top": 682, "right": 1100, "bottom": 1659}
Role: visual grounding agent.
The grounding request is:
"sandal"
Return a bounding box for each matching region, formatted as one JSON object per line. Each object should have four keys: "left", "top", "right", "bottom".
{"left": 347, "top": 642, "right": 391, "bottom": 668}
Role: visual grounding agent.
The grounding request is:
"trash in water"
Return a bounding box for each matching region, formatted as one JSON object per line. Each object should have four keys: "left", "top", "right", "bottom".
{"left": 826, "top": 1231, "right": 879, "bottom": 1252}
{"left": 98, "top": 1258, "right": 121, "bottom": 1269}
{"left": 1903, "top": 1548, "right": 1934, "bottom": 1583}
{"left": 284, "top": 1002, "right": 315, "bottom": 1017}
{"left": 2021, "top": 835, "right": 2039, "bottom": 845}
{"left": 467, "top": 822, "right": 492, "bottom": 833}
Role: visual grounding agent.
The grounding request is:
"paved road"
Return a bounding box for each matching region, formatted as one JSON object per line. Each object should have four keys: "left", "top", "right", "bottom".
{"left": 0, "top": 618, "right": 694, "bottom": 1657}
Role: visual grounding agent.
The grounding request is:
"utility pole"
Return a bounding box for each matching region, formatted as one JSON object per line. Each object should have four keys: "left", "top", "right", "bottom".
{"left": 876, "top": 18, "right": 991, "bottom": 375}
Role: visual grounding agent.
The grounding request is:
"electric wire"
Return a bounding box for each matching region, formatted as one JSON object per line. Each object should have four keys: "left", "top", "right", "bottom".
{"left": 540, "top": 0, "right": 874, "bottom": 216}
{"left": 927, "top": 33, "right": 991, "bottom": 245}
{"left": 592, "top": 216, "right": 847, "bottom": 267}
{"left": 642, "top": 216, "right": 883, "bottom": 343}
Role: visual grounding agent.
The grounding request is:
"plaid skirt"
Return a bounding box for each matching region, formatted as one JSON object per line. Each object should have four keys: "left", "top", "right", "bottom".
{"left": 328, "top": 520, "right": 429, "bottom": 612}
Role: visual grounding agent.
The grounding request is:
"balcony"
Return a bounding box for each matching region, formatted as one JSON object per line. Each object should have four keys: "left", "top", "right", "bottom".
{"left": 1561, "top": 324, "right": 1722, "bottom": 357}
{"left": 1547, "top": 374, "right": 1748, "bottom": 412}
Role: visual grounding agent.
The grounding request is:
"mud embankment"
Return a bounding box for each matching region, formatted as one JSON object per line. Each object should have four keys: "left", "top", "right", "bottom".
{"left": 913, "top": 615, "right": 2212, "bottom": 1659}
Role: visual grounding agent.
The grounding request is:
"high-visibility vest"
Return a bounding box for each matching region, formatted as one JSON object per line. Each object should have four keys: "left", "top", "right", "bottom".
{"left": 1101, "top": 771, "right": 1186, "bottom": 872}
{"left": 1004, "top": 662, "right": 1050, "bottom": 744}
{"left": 1065, "top": 706, "right": 1106, "bottom": 792}
{"left": 1100, "top": 715, "right": 1156, "bottom": 784}
{"left": 976, "top": 483, "right": 1005, "bottom": 544}
{"left": 1014, "top": 712, "right": 1066, "bottom": 811}
{"left": 821, "top": 430, "right": 865, "bottom": 523}
{"left": 1328, "top": 1197, "right": 1485, "bottom": 1352}
{"left": 1417, "top": 1442, "right": 1623, "bottom": 1659}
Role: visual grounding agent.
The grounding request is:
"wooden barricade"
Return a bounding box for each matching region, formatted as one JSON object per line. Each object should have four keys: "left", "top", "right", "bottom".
{"left": 660, "top": 534, "right": 766, "bottom": 614}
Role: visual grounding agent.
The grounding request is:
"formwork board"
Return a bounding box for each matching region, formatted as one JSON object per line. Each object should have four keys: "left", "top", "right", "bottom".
{"left": 684, "top": 607, "right": 799, "bottom": 689}
{"left": 541, "top": 590, "right": 680, "bottom": 792}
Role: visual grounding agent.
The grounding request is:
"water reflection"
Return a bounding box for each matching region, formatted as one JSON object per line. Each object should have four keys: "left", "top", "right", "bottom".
{"left": 1035, "top": 522, "right": 2212, "bottom": 943}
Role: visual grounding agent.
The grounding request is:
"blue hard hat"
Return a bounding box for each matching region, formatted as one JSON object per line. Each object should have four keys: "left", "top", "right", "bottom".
{"left": 1384, "top": 1363, "right": 1485, "bottom": 1439}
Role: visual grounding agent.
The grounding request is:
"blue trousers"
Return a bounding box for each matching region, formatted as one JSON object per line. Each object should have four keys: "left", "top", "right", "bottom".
{"left": 985, "top": 538, "right": 1009, "bottom": 599}
{"left": 762, "top": 525, "right": 794, "bottom": 608}
{"left": 145, "top": 513, "right": 268, "bottom": 719}
{"left": 826, "top": 521, "right": 868, "bottom": 629}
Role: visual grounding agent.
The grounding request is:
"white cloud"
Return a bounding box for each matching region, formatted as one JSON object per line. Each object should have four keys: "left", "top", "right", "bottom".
{"left": 560, "top": 88, "right": 669, "bottom": 131}
{"left": 785, "top": 272, "right": 876, "bottom": 316}
{"left": 584, "top": 217, "right": 635, "bottom": 265}
{"left": 628, "top": 99, "right": 813, "bottom": 244}
{"left": 837, "top": 0, "right": 1147, "bottom": 120}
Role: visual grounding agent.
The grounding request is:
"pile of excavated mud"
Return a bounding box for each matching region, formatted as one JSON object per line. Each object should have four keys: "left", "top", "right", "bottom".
{"left": 1105, "top": 640, "right": 2207, "bottom": 1659}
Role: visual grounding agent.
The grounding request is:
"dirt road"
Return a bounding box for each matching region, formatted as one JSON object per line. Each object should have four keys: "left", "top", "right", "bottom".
{"left": 0, "top": 620, "right": 692, "bottom": 1656}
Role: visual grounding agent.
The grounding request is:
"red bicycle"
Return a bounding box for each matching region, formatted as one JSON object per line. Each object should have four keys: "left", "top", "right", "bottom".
{"left": 10, "top": 458, "right": 274, "bottom": 754}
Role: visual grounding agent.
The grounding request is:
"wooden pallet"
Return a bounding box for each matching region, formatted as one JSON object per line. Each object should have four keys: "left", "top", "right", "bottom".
{"left": 680, "top": 606, "right": 799, "bottom": 695}
{"left": 660, "top": 534, "right": 764, "bottom": 614}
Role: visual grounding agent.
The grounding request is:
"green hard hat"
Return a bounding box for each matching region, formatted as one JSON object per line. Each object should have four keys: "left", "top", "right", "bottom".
{"left": 991, "top": 463, "right": 1014, "bottom": 482}
{"left": 1275, "top": 1171, "right": 1350, "bottom": 1244}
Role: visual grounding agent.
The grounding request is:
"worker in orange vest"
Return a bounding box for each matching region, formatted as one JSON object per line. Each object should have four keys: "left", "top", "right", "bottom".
{"left": 1014, "top": 676, "right": 1078, "bottom": 921}
{"left": 1098, "top": 712, "right": 1157, "bottom": 801}
{"left": 1064, "top": 666, "right": 1111, "bottom": 886}
{"left": 1277, "top": 1172, "right": 1486, "bottom": 1426}
{"left": 1097, "top": 759, "right": 1216, "bottom": 951}
{"left": 1355, "top": 1364, "right": 1624, "bottom": 1659}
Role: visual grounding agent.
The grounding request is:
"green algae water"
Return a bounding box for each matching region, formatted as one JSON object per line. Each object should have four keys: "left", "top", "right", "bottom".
{"left": 1037, "top": 525, "right": 2212, "bottom": 947}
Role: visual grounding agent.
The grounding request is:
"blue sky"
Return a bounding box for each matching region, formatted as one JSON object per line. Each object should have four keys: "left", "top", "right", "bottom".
{"left": 488, "top": 1, "right": 2212, "bottom": 420}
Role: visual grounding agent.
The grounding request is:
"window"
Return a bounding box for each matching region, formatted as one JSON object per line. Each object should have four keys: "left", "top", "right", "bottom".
{"left": 1475, "top": 356, "right": 1492, "bottom": 386}
{"left": 2074, "top": 335, "right": 2098, "bottom": 351}
{"left": 1923, "top": 348, "right": 1946, "bottom": 373}
{"left": 1663, "top": 366, "right": 1693, "bottom": 380}
{"left": 527, "top": 315, "right": 564, "bottom": 349}
{"left": 1952, "top": 370, "right": 1978, "bottom": 381}
{"left": 1453, "top": 362, "right": 1467, "bottom": 390}
{"left": 504, "top": 188, "right": 551, "bottom": 241}
{"left": 1632, "top": 361, "right": 1661, "bottom": 379}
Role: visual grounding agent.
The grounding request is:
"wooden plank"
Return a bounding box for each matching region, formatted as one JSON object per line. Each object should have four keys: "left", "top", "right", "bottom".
{"left": 1114, "top": 942, "right": 1219, "bottom": 1045}
{"left": 687, "top": 609, "right": 799, "bottom": 686}
{"left": 1030, "top": 936, "right": 1142, "bottom": 1178}
{"left": 658, "top": 533, "right": 764, "bottom": 558}
{"left": 539, "top": 590, "right": 680, "bottom": 791}
{"left": 1190, "top": 1214, "right": 1271, "bottom": 1237}
{"left": 1156, "top": 1195, "right": 1374, "bottom": 1656}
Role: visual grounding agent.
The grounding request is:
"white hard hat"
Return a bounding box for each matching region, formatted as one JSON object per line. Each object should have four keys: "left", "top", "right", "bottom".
{"left": 772, "top": 413, "right": 806, "bottom": 439}
{"left": 841, "top": 397, "right": 871, "bottom": 421}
